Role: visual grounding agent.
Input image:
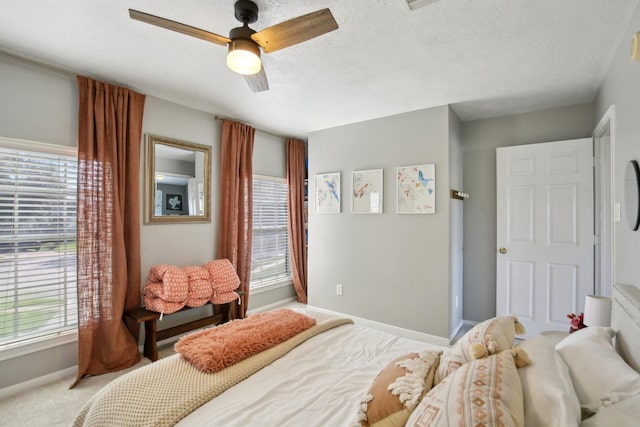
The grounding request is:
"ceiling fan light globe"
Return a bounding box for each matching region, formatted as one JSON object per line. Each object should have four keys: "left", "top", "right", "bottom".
{"left": 227, "top": 40, "right": 261, "bottom": 75}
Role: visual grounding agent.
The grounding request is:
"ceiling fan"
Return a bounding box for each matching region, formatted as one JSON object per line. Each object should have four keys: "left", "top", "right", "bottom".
{"left": 129, "top": 1, "right": 338, "bottom": 93}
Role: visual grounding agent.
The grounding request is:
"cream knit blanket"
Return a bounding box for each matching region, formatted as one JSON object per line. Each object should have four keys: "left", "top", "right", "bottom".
{"left": 72, "top": 317, "right": 353, "bottom": 427}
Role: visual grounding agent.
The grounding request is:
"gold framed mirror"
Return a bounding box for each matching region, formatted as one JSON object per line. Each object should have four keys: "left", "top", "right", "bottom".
{"left": 144, "top": 134, "right": 211, "bottom": 224}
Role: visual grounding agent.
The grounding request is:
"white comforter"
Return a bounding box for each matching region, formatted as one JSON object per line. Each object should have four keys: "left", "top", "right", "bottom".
{"left": 178, "top": 311, "right": 445, "bottom": 426}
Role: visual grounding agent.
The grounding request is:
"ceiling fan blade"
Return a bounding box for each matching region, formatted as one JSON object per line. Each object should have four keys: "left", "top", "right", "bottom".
{"left": 129, "top": 9, "right": 231, "bottom": 47}
{"left": 243, "top": 65, "right": 269, "bottom": 92}
{"left": 251, "top": 9, "right": 338, "bottom": 53}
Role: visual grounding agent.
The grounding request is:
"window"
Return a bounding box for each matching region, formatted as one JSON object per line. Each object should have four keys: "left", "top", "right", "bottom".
{"left": 250, "top": 175, "right": 291, "bottom": 289}
{"left": 0, "top": 139, "right": 78, "bottom": 348}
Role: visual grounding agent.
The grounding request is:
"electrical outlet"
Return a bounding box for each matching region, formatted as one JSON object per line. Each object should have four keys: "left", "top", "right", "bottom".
{"left": 336, "top": 284, "right": 343, "bottom": 296}
{"left": 614, "top": 202, "right": 621, "bottom": 222}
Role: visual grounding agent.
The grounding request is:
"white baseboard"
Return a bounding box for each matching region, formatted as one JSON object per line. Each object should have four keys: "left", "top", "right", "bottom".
{"left": 0, "top": 365, "right": 76, "bottom": 400}
{"left": 305, "top": 305, "right": 450, "bottom": 348}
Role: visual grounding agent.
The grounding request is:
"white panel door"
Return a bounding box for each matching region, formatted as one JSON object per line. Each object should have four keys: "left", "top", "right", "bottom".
{"left": 496, "top": 139, "right": 593, "bottom": 337}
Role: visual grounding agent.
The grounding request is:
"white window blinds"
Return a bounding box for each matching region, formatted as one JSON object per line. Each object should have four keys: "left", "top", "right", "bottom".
{"left": 0, "top": 141, "right": 78, "bottom": 347}
{"left": 250, "top": 175, "right": 291, "bottom": 289}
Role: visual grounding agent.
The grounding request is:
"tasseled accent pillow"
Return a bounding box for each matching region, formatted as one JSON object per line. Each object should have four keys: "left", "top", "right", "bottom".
{"left": 437, "top": 315, "right": 525, "bottom": 383}
{"left": 356, "top": 350, "right": 441, "bottom": 426}
{"left": 407, "top": 349, "right": 526, "bottom": 427}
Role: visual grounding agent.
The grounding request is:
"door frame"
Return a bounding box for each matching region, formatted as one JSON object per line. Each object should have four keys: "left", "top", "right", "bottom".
{"left": 593, "top": 105, "right": 615, "bottom": 297}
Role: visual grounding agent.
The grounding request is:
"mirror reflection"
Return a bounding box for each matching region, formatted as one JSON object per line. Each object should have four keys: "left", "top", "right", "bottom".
{"left": 145, "top": 134, "right": 211, "bottom": 224}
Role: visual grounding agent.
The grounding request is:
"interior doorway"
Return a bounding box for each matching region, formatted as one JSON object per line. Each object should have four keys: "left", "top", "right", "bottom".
{"left": 593, "top": 106, "right": 615, "bottom": 297}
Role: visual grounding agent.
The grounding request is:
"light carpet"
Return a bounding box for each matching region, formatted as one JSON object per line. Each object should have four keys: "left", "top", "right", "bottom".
{"left": 0, "top": 344, "right": 175, "bottom": 427}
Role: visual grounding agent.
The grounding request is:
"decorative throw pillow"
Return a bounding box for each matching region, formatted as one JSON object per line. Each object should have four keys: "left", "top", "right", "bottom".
{"left": 357, "top": 350, "right": 442, "bottom": 427}
{"left": 555, "top": 326, "right": 640, "bottom": 414}
{"left": 517, "top": 335, "right": 581, "bottom": 427}
{"left": 146, "top": 264, "right": 190, "bottom": 302}
{"left": 437, "top": 315, "right": 525, "bottom": 382}
{"left": 204, "top": 259, "right": 241, "bottom": 304}
{"left": 183, "top": 265, "right": 213, "bottom": 307}
{"left": 143, "top": 264, "right": 189, "bottom": 314}
{"left": 407, "top": 349, "right": 525, "bottom": 427}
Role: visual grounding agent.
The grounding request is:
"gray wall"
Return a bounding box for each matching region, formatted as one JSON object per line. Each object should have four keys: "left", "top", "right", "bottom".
{"left": 253, "top": 131, "right": 288, "bottom": 177}
{"left": 0, "top": 55, "right": 293, "bottom": 389}
{"left": 460, "top": 103, "right": 594, "bottom": 322}
{"left": 0, "top": 56, "right": 77, "bottom": 147}
{"left": 595, "top": 2, "right": 640, "bottom": 288}
{"left": 308, "top": 106, "right": 453, "bottom": 338}
{"left": 139, "top": 96, "right": 218, "bottom": 274}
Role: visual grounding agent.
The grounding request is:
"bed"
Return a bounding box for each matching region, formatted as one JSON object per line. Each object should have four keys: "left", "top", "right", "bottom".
{"left": 73, "top": 283, "right": 640, "bottom": 427}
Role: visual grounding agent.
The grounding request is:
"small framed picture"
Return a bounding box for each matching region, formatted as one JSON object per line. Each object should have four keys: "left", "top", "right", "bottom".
{"left": 165, "top": 194, "right": 183, "bottom": 211}
{"left": 397, "top": 164, "right": 436, "bottom": 214}
{"left": 315, "top": 172, "right": 341, "bottom": 213}
{"left": 352, "top": 169, "right": 383, "bottom": 214}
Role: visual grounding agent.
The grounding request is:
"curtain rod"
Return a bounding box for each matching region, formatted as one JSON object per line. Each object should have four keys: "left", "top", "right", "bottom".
{"left": 214, "top": 115, "right": 295, "bottom": 141}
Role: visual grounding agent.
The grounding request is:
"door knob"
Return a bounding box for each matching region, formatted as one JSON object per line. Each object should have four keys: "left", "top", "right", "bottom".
{"left": 499, "top": 247, "right": 507, "bottom": 254}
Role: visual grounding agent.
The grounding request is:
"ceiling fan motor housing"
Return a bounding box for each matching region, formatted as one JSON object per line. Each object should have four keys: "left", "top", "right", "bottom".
{"left": 234, "top": 0, "right": 258, "bottom": 24}
{"left": 229, "top": 25, "right": 256, "bottom": 40}
{"left": 228, "top": 25, "right": 260, "bottom": 59}
{"left": 227, "top": 24, "right": 261, "bottom": 75}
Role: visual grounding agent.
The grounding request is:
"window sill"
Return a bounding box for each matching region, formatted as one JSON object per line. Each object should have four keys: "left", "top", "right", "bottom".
{"left": 0, "top": 330, "right": 77, "bottom": 362}
{"left": 250, "top": 279, "right": 294, "bottom": 295}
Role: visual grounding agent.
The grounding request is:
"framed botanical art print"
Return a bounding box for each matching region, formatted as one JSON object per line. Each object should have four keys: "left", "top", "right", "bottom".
{"left": 315, "top": 172, "right": 341, "bottom": 213}
{"left": 352, "top": 169, "right": 383, "bottom": 214}
{"left": 397, "top": 164, "right": 435, "bottom": 214}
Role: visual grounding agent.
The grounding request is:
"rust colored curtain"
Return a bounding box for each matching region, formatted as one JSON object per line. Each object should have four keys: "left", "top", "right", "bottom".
{"left": 286, "top": 139, "right": 308, "bottom": 303}
{"left": 73, "top": 76, "right": 145, "bottom": 386}
{"left": 217, "top": 120, "right": 254, "bottom": 317}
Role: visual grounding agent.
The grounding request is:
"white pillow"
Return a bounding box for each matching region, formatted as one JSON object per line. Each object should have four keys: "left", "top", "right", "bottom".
{"left": 555, "top": 326, "right": 640, "bottom": 413}
{"left": 517, "top": 335, "right": 581, "bottom": 426}
{"left": 580, "top": 393, "right": 640, "bottom": 427}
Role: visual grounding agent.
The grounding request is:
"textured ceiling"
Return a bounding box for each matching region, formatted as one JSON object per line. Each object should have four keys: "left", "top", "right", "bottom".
{"left": 0, "top": 0, "right": 637, "bottom": 139}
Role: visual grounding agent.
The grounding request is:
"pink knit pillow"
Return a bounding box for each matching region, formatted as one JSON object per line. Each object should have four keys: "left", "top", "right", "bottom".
{"left": 143, "top": 293, "right": 185, "bottom": 314}
{"left": 143, "top": 264, "right": 190, "bottom": 314}
{"left": 145, "top": 264, "right": 189, "bottom": 302}
{"left": 204, "top": 259, "right": 240, "bottom": 304}
{"left": 183, "top": 265, "right": 213, "bottom": 307}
